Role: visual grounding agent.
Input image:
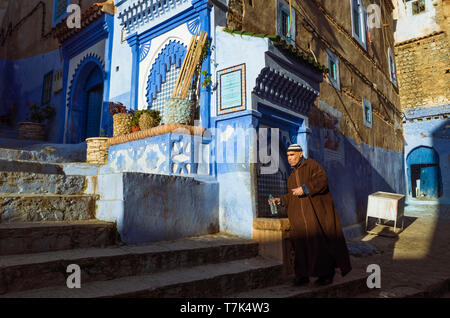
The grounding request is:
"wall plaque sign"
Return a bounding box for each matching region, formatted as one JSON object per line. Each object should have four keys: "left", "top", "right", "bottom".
{"left": 217, "top": 64, "right": 246, "bottom": 115}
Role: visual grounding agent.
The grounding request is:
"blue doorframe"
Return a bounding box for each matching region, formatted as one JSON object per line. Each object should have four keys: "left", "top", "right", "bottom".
{"left": 67, "top": 61, "right": 104, "bottom": 144}
{"left": 406, "top": 146, "right": 441, "bottom": 199}
{"left": 256, "top": 102, "right": 308, "bottom": 217}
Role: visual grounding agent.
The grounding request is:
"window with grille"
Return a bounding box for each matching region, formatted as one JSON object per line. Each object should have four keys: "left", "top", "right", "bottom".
{"left": 41, "top": 71, "right": 53, "bottom": 106}
{"left": 281, "top": 9, "right": 290, "bottom": 40}
{"left": 53, "top": 0, "right": 69, "bottom": 25}
{"left": 362, "top": 97, "right": 372, "bottom": 128}
{"left": 327, "top": 49, "right": 340, "bottom": 90}
{"left": 388, "top": 48, "right": 397, "bottom": 87}
{"left": 278, "top": 0, "right": 295, "bottom": 43}
{"left": 351, "top": 0, "right": 367, "bottom": 50}
{"left": 412, "top": 0, "right": 426, "bottom": 15}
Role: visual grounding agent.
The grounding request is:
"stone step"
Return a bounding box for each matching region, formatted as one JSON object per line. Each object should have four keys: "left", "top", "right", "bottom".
{"left": 0, "top": 148, "right": 63, "bottom": 163}
{"left": 353, "top": 278, "right": 450, "bottom": 298}
{"left": 0, "top": 221, "right": 118, "bottom": 256}
{"left": 227, "top": 271, "right": 368, "bottom": 298}
{"left": 0, "top": 233, "right": 261, "bottom": 295}
{"left": 0, "top": 142, "right": 86, "bottom": 163}
{"left": 0, "top": 257, "right": 282, "bottom": 298}
{"left": 0, "top": 194, "right": 98, "bottom": 223}
{"left": 0, "top": 171, "right": 87, "bottom": 195}
{"left": 0, "top": 159, "right": 99, "bottom": 176}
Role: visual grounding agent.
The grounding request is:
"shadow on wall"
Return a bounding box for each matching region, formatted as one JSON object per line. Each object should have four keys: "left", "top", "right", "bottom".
{"left": 308, "top": 126, "right": 406, "bottom": 237}
{"left": 358, "top": 117, "right": 450, "bottom": 297}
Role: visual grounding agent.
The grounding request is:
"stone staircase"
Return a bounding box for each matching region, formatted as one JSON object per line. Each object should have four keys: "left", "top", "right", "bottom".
{"left": 0, "top": 233, "right": 283, "bottom": 297}
{"left": 0, "top": 145, "right": 369, "bottom": 298}
{"left": 0, "top": 146, "right": 284, "bottom": 298}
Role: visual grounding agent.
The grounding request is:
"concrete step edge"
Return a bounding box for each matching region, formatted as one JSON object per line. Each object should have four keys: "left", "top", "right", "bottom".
{"left": 0, "top": 220, "right": 115, "bottom": 230}
{"left": 0, "top": 257, "right": 283, "bottom": 298}
{"left": 0, "top": 234, "right": 258, "bottom": 268}
{"left": 227, "top": 273, "right": 368, "bottom": 298}
{"left": 0, "top": 194, "right": 99, "bottom": 198}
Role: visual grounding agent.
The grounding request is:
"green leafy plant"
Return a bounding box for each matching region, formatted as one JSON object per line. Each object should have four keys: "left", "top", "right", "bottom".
{"left": 26, "top": 102, "right": 56, "bottom": 124}
{"left": 132, "top": 109, "right": 162, "bottom": 128}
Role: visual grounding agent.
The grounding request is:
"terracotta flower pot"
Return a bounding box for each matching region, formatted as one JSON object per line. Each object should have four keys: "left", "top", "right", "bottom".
{"left": 113, "top": 113, "right": 132, "bottom": 137}
{"left": 18, "top": 122, "right": 45, "bottom": 140}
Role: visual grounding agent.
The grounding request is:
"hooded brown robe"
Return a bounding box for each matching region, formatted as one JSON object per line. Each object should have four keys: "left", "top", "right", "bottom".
{"left": 281, "top": 157, "right": 352, "bottom": 278}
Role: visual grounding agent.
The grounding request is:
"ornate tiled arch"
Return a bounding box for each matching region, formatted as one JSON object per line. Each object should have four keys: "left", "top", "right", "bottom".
{"left": 145, "top": 40, "right": 187, "bottom": 108}
{"left": 67, "top": 53, "right": 105, "bottom": 107}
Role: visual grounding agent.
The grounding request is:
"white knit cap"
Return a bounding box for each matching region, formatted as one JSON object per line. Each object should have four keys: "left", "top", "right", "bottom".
{"left": 287, "top": 144, "right": 303, "bottom": 152}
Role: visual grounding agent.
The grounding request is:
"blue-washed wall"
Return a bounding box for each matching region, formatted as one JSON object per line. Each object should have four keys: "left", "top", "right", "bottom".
{"left": 213, "top": 110, "right": 261, "bottom": 239}
{"left": 403, "top": 105, "right": 450, "bottom": 203}
{"left": 96, "top": 172, "right": 219, "bottom": 244}
{"left": 0, "top": 50, "right": 65, "bottom": 143}
{"left": 308, "top": 125, "right": 406, "bottom": 236}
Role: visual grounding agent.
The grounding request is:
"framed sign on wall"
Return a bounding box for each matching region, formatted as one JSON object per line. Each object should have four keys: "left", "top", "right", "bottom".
{"left": 216, "top": 64, "right": 246, "bottom": 115}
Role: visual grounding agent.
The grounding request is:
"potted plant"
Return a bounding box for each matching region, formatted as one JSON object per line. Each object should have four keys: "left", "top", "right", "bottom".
{"left": 18, "top": 102, "right": 56, "bottom": 140}
{"left": 133, "top": 109, "right": 162, "bottom": 131}
{"left": 108, "top": 102, "right": 135, "bottom": 137}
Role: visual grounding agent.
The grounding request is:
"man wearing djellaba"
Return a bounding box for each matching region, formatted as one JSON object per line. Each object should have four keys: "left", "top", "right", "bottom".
{"left": 271, "top": 144, "right": 352, "bottom": 286}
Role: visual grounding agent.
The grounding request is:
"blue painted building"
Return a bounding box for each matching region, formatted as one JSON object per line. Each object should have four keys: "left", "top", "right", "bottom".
{"left": 0, "top": 0, "right": 409, "bottom": 243}
{"left": 403, "top": 105, "right": 450, "bottom": 203}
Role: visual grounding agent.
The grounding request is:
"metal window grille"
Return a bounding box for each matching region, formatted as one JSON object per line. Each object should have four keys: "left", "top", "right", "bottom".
{"left": 352, "top": 0, "right": 361, "bottom": 38}
{"left": 412, "top": 0, "right": 426, "bottom": 15}
{"left": 41, "top": 72, "right": 53, "bottom": 105}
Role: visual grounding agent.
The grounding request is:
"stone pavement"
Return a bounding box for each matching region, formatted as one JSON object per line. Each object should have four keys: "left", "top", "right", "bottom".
{"left": 348, "top": 201, "right": 450, "bottom": 298}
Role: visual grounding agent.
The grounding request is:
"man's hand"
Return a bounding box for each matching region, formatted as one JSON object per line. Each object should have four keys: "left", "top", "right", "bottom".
{"left": 268, "top": 198, "right": 282, "bottom": 206}
{"left": 292, "top": 187, "right": 304, "bottom": 196}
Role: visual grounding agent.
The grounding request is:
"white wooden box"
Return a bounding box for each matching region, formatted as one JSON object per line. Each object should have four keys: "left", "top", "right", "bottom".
{"left": 366, "top": 191, "right": 405, "bottom": 234}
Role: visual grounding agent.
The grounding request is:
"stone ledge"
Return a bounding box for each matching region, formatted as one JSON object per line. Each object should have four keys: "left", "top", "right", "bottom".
{"left": 108, "top": 124, "right": 205, "bottom": 146}
{"left": 253, "top": 217, "right": 291, "bottom": 232}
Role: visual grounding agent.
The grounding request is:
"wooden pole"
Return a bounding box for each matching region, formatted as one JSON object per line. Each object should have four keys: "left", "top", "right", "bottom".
{"left": 181, "top": 32, "right": 207, "bottom": 98}
{"left": 179, "top": 31, "right": 204, "bottom": 98}
{"left": 172, "top": 30, "right": 198, "bottom": 98}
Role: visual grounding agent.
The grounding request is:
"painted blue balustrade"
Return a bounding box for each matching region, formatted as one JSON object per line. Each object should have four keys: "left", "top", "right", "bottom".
{"left": 100, "top": 130, "right": 212, "bottom": 176}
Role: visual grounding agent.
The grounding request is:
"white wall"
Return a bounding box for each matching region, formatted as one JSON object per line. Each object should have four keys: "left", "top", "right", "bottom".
{"left": 394, "top": 0, "right": 441, "bottom": 43}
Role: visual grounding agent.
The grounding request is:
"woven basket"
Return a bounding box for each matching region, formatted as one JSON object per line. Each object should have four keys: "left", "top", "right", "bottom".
{"left": 18, "top": 122, "right": 45, "bottom": 140}
{"left": 113, "top": 113, "right": 132, "bottom": 137}
{"left": 86, "top": 137, "right": 109, "bottom": 165}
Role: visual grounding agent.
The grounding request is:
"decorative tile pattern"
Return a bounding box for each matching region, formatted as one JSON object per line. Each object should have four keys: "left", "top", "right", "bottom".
{"left": 145, "top": 40, "right": 187, "bottom": 110}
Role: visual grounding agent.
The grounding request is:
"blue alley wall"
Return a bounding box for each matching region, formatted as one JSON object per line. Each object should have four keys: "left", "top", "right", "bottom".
{"left": 403, "top": 105, "right": 450, "bottom": 203}
{"left": 308, "top": 125, "right": 406, "bottom": 237}
{"left": 0, "top": 50, "right": 65, "bottom": 143}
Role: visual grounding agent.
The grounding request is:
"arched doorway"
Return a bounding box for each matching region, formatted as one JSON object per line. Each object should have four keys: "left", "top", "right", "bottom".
{"left": 68, "top": 61, "right": 104, "bottom": 144}
{"left": 406, "top": 146, "right": 441, "bottom": 199}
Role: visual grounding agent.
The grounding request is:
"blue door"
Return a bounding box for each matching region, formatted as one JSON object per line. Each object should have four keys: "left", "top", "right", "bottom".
{"left": 420, "top": 165, "right": 439, "bottom": 198}
{"left": 407, "top": 146, "right": 441, "bottom": 199}
{"left": 85, "top": 85, "right": 103, "bottom": 138}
